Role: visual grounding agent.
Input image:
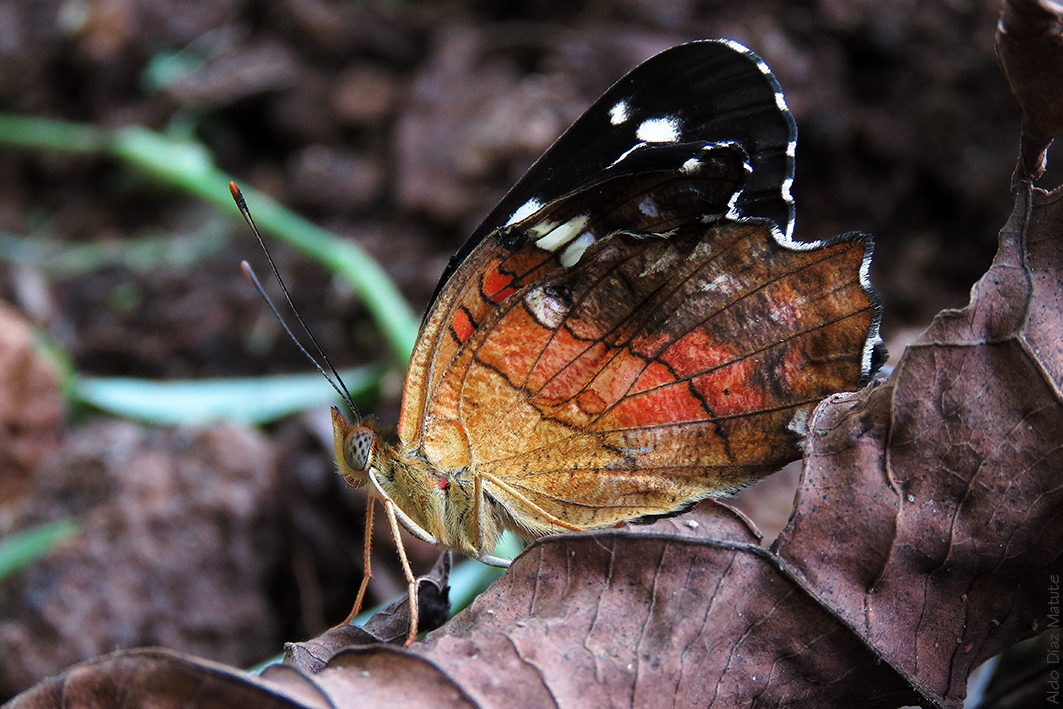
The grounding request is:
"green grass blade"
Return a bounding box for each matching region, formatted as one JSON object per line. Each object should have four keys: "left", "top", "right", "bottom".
{"left": 73, "top": 366, "right": 382, "bottom": 425}
{"left": 0, "top": 113, "right": 107, "bottom": 153}
{"left": 0, "top": 519, "right": 80, "bottom": 580}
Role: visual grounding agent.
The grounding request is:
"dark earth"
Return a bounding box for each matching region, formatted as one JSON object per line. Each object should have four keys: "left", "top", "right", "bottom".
{"left": 0, "top": 0, "right": 1041, "bottom": 700}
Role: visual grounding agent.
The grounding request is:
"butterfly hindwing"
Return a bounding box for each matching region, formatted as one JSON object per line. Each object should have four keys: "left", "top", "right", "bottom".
{"left": 425, "top": 220, "right": 875, "bottom": 532}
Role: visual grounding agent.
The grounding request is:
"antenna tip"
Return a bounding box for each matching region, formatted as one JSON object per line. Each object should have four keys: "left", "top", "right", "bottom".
{"left": 240, "top": 260, "right": 260, "bottom": 287}
{"left": 229, "top": 181, "right": 251, "bottom": 221}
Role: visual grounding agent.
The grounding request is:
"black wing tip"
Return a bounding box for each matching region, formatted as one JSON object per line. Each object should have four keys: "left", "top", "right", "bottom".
{"left": 432, "top": 38, "right": 800, "bottom": 309}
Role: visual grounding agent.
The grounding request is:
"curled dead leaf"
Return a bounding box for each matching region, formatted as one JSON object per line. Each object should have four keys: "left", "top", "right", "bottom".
{"left": 5, "top": 650, "right": 306, "bottom": 709}
{"left": 996, "top": 0, "right": 1063, "bottom": 177}
{"left": 284, "top": 552, "right": 453, "bottom": 673}
{"left": 775, "top": 190, "right": 1063, "bottom": 705}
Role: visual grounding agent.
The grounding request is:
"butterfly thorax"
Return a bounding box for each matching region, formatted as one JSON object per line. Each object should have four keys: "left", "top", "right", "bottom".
{"left": 379, "top": 443, "right": 505, "bottom": 560}
{"left": 332, "top": 406, "right": 502, "bottom": 560}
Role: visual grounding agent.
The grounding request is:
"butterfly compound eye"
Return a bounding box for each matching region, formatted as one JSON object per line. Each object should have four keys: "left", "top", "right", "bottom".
{"left": 344, "top": 427, "right": 375, "bottom": 473}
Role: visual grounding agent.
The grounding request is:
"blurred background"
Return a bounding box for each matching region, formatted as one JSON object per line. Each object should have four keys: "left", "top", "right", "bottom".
{"left": 0, "top": 0, "right": 1028, "bottom": 699}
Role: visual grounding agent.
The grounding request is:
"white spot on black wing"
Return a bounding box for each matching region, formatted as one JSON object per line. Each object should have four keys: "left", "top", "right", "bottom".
{"left": 636, "top": 116, "right": 681, "bottom": 143}
{"left": 527, "top": 219, "right": 559, "bottom": 237}
{"left": 609, "top": 100, "right": 630, "bottom": 125}
{"left": 534, "top": 214, "right": 590, "bottom": 252}
{"left": 506, "top": 198, "right": 544, "bottom": 227}
{"left": 638, "top": 197, "right": 660, "bottom": 217}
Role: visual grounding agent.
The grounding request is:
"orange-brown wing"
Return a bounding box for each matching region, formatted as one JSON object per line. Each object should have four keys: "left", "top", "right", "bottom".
{"left": 415, "top": 217, "right": 878, "bottom": 534}
{"left": 397, "top": 145, "right": 750, "bottom": 450}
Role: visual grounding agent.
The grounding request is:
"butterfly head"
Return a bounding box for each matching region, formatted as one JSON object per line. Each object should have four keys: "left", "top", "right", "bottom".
{"left": 332, "top": 406, "right": 375, "bottom": 487}
{"left": 331, "top": 407, "right": 454, "bottom": 548}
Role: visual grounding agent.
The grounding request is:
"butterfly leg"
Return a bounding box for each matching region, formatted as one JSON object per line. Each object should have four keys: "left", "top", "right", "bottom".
{"left": 477, "top": 553, "right": 512, "bottom": 568}
{"left": 339, "top": 498, "right": 376, "bottom": 626}
{"left": 471, "top": 473, "right": 512, "bottom": 568}
{"left": 381, "top": 495, "right": 420, "bottom": 646}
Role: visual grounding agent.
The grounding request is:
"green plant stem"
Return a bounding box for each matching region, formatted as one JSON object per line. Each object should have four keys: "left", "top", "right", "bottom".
{"left": 0, "top": 113, "right": 419, "bottom": 362}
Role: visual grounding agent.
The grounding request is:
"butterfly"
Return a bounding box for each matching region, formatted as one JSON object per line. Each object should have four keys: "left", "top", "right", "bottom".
{"left": 329, "top": 39, "right": 883, "bottom": 644}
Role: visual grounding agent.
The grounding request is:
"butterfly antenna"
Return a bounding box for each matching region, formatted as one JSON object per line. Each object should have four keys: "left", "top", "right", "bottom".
{"left": 229, "top": 182, "right": 360, "bottom": 418}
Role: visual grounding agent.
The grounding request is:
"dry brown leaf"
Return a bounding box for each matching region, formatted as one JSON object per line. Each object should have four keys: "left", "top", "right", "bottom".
{"left": 413, "top": 504, "right": 923, "bottom": 707}
{"left": 775, "top": 185, "right": 1063, "bottom": 704}
{"left": 6, "top": 650, "right": 309, "bottom": 709}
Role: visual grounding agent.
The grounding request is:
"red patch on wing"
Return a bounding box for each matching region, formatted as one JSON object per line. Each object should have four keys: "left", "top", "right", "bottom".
{"left": 599, "top": 381, "right": 709, "bottom": 430}
{"left": 630, "top": 361, "right": 677, "bottom": 394}
{"left": 452, "top": 308, "right": 475, "bottom": 344}
{"left": 485, "top": 248, "right": 556, "bottom": 304}
{"left": 476, "top": 307, "right": 554, "bottom": 379}
{"left": 576, "top": 389, "right": 607, "bottom": 416}
{"left": 482, "top": 262, "right": 517, "bottom": 303}
{"left": 534, "top": 339, "right": 608, "bottom": 405}
{"left": 583, "top": 349, "right": 649, "bottom": 411}
{"left": 661, "top": 329, "right": 736, "bottom": 378}
{"left": 692, "top": 358, "right": 765, "bottom": 417}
